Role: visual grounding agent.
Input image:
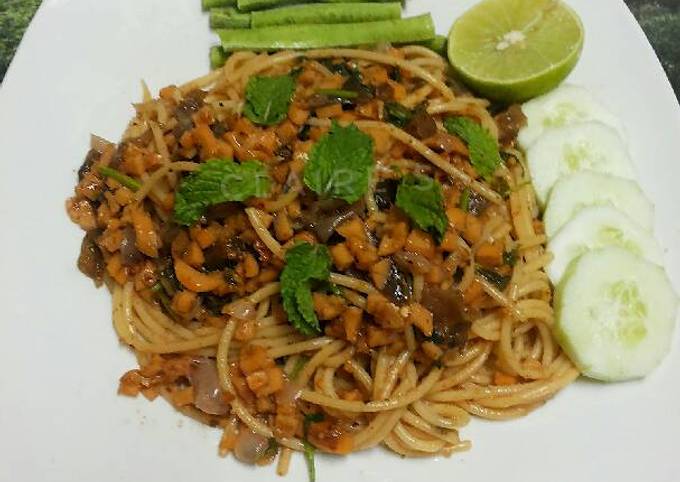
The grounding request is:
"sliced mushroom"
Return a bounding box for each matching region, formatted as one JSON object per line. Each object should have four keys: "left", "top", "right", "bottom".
{"left": 120, "top": 225, "right": 144, "bottom": 267}
{"left": 421, "top": 286, "right": 471, "bottom": 348}
{"left": 301, "top": 199, "right": 364, "bottom": 243}
{"left": 380, "top": 259, "right": 413, "bottom": 306}
{"left": 77, "top": 232, "right": 104, "bottom": 286}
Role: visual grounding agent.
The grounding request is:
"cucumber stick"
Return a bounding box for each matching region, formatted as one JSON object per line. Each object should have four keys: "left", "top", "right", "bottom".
{"left": 547, "top": 205, "right": 663, "bottom": 284}
{"left": 250, "top": 3, "right": 401, "bottom": 28}
{"left": 555, "top": 247, "right": 677, "bottom": 382}
{"left": 218, "top": 14, "right": 435, "bottom": 51}
{"left": 519, "top": 84, "right": 626, "bottom": 149}
{"left": 544, "top": 171, "right": 654, "bottom": 238}
{"left": 210, "top": 7, "right": 251, "bottom": 29}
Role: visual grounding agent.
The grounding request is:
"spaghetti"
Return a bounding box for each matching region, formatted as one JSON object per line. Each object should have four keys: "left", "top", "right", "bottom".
{"left": 66, "top": 45, "right": 578, "bottom": 477}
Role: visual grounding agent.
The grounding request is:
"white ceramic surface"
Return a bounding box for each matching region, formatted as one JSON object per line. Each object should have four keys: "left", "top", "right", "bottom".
{"left": 1, "top": 1, "right": 679, "bottom": 481}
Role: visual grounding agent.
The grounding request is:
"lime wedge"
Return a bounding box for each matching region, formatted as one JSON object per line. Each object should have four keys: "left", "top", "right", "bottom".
{"left": 447, "top": 0, "right": 584, "bottom": 103}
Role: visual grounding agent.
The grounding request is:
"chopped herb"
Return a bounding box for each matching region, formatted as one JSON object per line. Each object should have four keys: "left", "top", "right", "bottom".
{"left": 503, "top": 249, "right": 518, "bottom": 267}
{"left": 388, "top": 66, "right": 402, "bottom": 82}
{"left": 280, "top": 242, "right": 332, "bottom": 336}
{"left": 244, "top": 74, "right": 296, "bottom": 126}
{"left": 325, "top": 282, "right": 343, "bottom": 296}
{"left": 316, "top": 89, "right": 358, "bottom": 99}
{"left": 261, "top": 438, "right": 279, "bottom": 461}
{"left": 173, "top": 159, "right": 271, "bottom": 226}
{"left": 298, "top": 124, "right": 312, "bottom": 141}
{"left": 97, "top": 165, "right": 141, "bottom": 191}
{"left": 303, "top": 122, "right": 375, "bottom": 203}
{"left": 202, "top": 293, "right": 232, "bottom": 315}
{"left": 304, "top": 412, "right": 325, "bottom": 429}
{"left": 476, "top": 266, "right": 511, "bottom": 291}
{"left": 491, "top": 177, "right": 511, "bottom": 199}
{"left": 459, "top": 188, "right": 471, "bottom": 212}
{"left": 289, "top": 355, "right": 309, "bottom": 380}
{"left": 384, "top": 101, "right": 413, "bottom": 128}
{"left": 341, "top": 71, "right": 374, "bottom": 105}
{"left": 396, "top": 174, "right": 448, "bottom": 240}
{"left": 320, "top": 59, "right": 354, "bottom": 77}
{"left": 444, "top": 116, "right": 502, "bottom": 180}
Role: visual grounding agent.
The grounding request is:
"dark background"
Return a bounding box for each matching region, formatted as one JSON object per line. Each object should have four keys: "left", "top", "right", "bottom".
{"left": 0, "top": 0, "right": 678, "bottom": 98}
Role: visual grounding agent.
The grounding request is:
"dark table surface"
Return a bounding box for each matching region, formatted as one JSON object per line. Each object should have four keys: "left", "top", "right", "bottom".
{"left": 1, "top": 0, "right": 678, "bottom": 97}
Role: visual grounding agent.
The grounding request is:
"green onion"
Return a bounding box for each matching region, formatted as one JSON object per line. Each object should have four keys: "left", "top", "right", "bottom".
{"left": 289, "top": 356, "right": 309, "bottom": 380}
{"left": 476, "top": 267, "right": 511, "bottom": 291}
{"left": 316, "top": 88, "right": 359, "bottom": 99}
{"left": 459, "top": 188, "right": 471, "bottom": 212}
{"left": 302, "top": 413, "right": 325, "bottom": 482}
{"left": 384, "top": 101, "right": 412, "bottom": 128}
{"left": 303, "top": 441, "right": 316, "bottom": 482}
{"left": 503, "top": 249, "right": 518, "bottom": 267}
{"left": 97, "top": 166, "right": 141, "bottom": 191}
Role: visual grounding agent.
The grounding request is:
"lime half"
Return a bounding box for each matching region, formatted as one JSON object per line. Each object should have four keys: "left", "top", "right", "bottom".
{"left": 447, "top": 0, "right": 584, "bottom": 103}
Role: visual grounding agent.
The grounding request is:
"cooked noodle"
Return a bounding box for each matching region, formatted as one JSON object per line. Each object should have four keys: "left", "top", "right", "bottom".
{"left": 66, "top": 45, "right": 577, "bottom": 476}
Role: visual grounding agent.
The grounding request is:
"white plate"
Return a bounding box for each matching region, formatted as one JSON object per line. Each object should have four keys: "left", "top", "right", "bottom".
{"left": 1, "top": 1, "right": 679, "bottom": 481}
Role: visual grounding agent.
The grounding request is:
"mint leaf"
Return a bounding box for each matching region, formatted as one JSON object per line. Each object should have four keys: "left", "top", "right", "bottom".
{"left": 280, "top": 242, "right": 332, "bottom": 336}
{"left": 174, "top": 159, "right": 270, "bottom": 226}
{"left": 303, "top": 122, "right": 375, "bottom": 203}
{"left": 396, "top": 174, "right": 448, "bottom": 240}
{"left": 444, "top": 116, "right": 502, "bottom": 179}
{"left": 244, "top": 74, "right": 296, "bottom": 126}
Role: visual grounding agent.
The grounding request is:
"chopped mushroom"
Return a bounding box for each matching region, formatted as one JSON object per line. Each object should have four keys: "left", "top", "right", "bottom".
{"left": 494, "top": 104, "right": 527, "bottom": 146}
{"left": 77, "top": 232, "right": 104, "bottom": 286}
{"left": 421, "top": 286, "right": 471, "bottom": 348}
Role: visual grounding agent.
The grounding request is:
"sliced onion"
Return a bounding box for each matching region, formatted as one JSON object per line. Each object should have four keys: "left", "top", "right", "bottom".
{"left": 393, "top": 250, "right": 432, "bottom": 275}
{"left": 277, "top": 382, "right": 302, "bottom": 406}
{"left": 188, "top": 358, "right": 230, "bottom": 416}
{"left": 234, "top": 429, "right": 269, "bottom": 464}
{"left": 90, "top": 134, "right": 114, "bottom": 153}
{"left": 424, "top": 132, "right": 466, "bottom": 154}
{"left": 224, "top": 299, "right": 257, "bottom": 320}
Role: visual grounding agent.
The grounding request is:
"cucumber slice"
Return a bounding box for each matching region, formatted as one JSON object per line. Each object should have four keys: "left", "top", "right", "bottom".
{"left": 547, "top": 205, "right": 663, "bottom": 284}
{"left": 544, "top": 171, "right": 654, "bottom": 238}
{"left": 555, "top": 247, "right": 678, "bottom": 381}
{"left": 526, "top": 121, "right": 635, "bottom": 207}
{"left": 519, "top": 84, "right": 626, "bottom": 149}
